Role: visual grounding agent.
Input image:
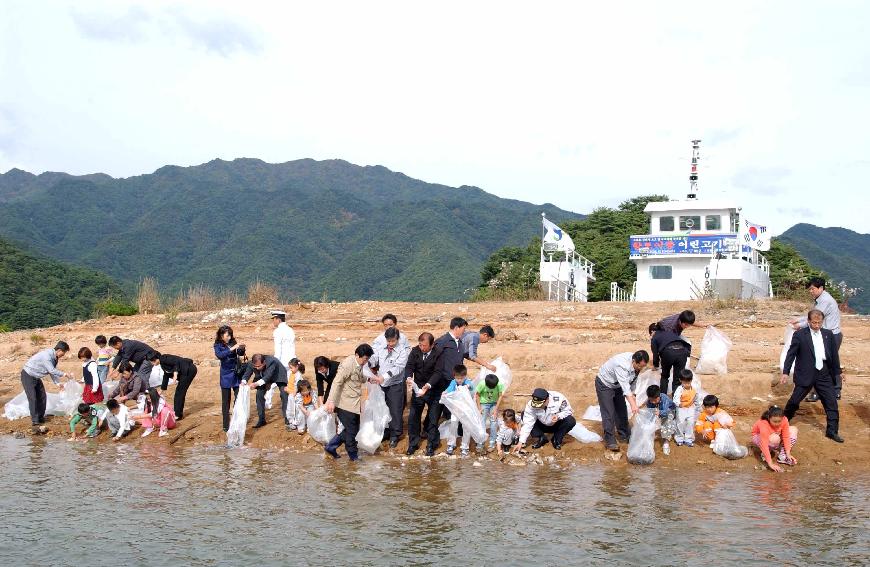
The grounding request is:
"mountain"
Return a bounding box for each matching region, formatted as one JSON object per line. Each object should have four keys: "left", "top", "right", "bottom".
{"left": 0, "top": 237, "right": 126, "bottom": 330}
{"left": 0, "top": 159, "right": 581, "bottom": 302}
{"left": 780, "top": 223, "right": 870, "bottom": 313}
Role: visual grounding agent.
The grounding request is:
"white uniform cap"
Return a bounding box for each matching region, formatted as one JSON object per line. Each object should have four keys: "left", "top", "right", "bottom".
{"left": 270, "top": 310, "right": 286, "bottom": 317}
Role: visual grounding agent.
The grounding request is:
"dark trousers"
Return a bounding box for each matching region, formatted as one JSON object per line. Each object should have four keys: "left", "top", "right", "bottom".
{"left": 408, "top": 388, "right": 435, "bottom": 449}
{"left": 596, "top": 377, "right": 630, "bottom": 446}
{"left": 255, "top": 384, "right": 289, "bottom": 425}
{"left": 530, "top": 415, "right": 577, "bottom": 446}
{"left": 785, "top": 369, "right": 839, "bottom": 436}
{"left": 424, "top": 386, "right": 447, "bottom": 450}
{"left": 660, "top": 346, "right": 689, "bottom": 396}
{"left": 381, "top": 382, "right": 406, "bottom": 442}
{"left": 833, "top": 332, "right": 843, "bottom": 395}
{"left": 173, "top": 366, "right": 198, "bottom": 419}
{"left": 327, "top": 408, "right": 361, "bottom": 457}
{"left": 20, "top": 370, "right": 47, "bottom": 425}
{"left": 221, "top": 386, "right": 239, "bottom": 431}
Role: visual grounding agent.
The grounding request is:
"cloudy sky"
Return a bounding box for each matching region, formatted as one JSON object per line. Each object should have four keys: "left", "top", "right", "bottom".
{"left": 1, "top": 1, "right": 868, "bottom": 234}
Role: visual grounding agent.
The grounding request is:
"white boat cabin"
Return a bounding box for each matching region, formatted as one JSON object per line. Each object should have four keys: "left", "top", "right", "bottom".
{"left": 628, "top": 200, "right": 771, "bottom": 301}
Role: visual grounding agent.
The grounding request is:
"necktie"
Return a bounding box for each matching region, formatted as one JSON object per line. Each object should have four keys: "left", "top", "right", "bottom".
{"left": 812, "top": 331, "right": 824, "bottom": 371}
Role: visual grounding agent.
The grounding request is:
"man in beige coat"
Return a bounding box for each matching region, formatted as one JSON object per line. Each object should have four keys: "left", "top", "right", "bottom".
{"left": 324, "top": 344, "right": 377, "bottom": 461}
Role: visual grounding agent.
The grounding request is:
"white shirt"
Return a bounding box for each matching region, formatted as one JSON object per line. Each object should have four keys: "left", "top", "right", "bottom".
{"left": 518, "top": 390, "right": 573, "bottom": 444}
{"left": 273, "top": 322, "right": 296, "bottom": 368}
{"left": 810, "top": 329, "right": 826, "bottom": 370}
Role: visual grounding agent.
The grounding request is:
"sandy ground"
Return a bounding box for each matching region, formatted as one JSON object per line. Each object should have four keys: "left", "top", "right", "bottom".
{"left": 1, "top": 299, "right": 867, "bottom": 473}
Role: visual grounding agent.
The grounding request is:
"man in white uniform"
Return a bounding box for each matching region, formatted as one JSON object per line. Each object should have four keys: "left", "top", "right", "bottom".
{"left": 267, "top": 309, "right": 296, "bottom": 410}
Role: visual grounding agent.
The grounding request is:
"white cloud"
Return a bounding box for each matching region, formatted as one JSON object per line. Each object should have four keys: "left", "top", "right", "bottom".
{"left": 0, "top": 0, "right": 867, "bottom": 235}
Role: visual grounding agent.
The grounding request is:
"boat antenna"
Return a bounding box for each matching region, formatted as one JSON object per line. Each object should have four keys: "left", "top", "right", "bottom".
{"left": 688, "top": 139, "right": 701, "bottom": 200}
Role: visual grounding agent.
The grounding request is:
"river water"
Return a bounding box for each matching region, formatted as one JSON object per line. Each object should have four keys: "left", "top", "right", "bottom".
{"left": 1, "top": 437, "right": 868, "bottom": 566}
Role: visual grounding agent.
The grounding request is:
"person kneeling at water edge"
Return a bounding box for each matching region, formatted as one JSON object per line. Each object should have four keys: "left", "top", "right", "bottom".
{"left": 512, "top": 388, "right": 576, "bottom": 452}
{"left": 324, "top": 344, "right": 377, "bottom": 461}
{"left": 751, "top": 405, "right": 798, "bottom": 472}
{"left": 98, "top": 399, "right": 135, "bottom": 441}
{"left": 242, "top": 354, "right": 290, "bottom": 429}
{"left": 69, "top": 403, "right": 103, "bottom": 440}
{"left": 645, "top": 384, "right": 676, "bottom": 455}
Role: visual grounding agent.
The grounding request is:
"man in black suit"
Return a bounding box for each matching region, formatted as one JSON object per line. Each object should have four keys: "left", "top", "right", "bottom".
{"left": 404, "top": 332, "right": 438, "bottom": 455}
{"left": 418, "top": 317, "right": 467, "bottom": 456}
{"left": 781, "top": 309, "right": 843, "bottom": 443}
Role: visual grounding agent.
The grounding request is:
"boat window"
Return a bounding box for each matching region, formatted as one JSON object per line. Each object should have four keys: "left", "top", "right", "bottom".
{"left": 650, "top": 265, "right": 673, "bottom": 279}
{"left": 679, "top": 215, "right": 701, "bottom": 231}
{"left": 659, "top": 216, "right": 675, "bottom": 231}
{"left": 705, "top": 215, "right": 722, "bottom": 230}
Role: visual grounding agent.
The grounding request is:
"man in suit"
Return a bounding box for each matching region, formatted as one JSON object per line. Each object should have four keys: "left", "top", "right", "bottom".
{"left": 404, "top": 332, "right": 438, "bottom": 455}
{"left": 781, "top": 309, "right": 843, "bottom": 443}
{"left": 242, "top": 354, "right": 290, "bottom": 429}
{"left": 418, "top": 317, "right": 467, "bottom": 456}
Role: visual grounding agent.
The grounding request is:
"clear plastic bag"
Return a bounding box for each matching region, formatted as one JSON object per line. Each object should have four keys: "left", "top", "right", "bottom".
{"left": 439, "top": 387, "right": 487, "bottom": 445}
{"left": 568, "top": 422, "right": 602, "bottom": 443}
{"left": 356, "top": 383, "right": 391, "bottom": 454}
{"left": 627, "top": 407, "right": 659, "bottom": 465}
{"left": 582, "top": 405, "right": 602, "bottom": 421}
{"left": 473, "top": 357, "right": 513, "bottom": 392}
{"left": 711, "top": 428, "right": 748, "bottom": 459}
{"left": 6, "top": 380, "right": 85, "bottom": 420}
{"left": 695, "top": 326, "right": 733, "bottom": 375}
{"left": 226, "top": 383, "right": 250, "bottom": 448}
{"left": 3, "top": 392, "right": 30, "bottom": 420}
{"left": 307, "top": 406, "right": 336, "bottom": 445}
{"left": 780, "top": 325, "right": 795, "bottom": 376}
{"left": 633, "top": 368, "right": 660, "bottom": 408}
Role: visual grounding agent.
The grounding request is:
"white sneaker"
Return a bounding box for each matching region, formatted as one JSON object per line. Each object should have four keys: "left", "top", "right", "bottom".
{"left": 663, "top": 441, "right": 671, "bottom": 456}
{"left": 141, "top": 427, "right": 154, "bottom": 438}
{"left": 158, "top": 430, "right": 168, "bottom": 438}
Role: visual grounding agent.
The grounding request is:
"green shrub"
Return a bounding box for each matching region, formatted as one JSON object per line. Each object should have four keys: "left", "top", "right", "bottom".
{"left": 0, "top": 323, "right": 11, "bottom": 333}
{"left": 94, "top": 300, "right": 139, "bottom": 317}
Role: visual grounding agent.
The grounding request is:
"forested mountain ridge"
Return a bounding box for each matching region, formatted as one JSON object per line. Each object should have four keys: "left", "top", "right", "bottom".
{"left": 780, "top": 223, "right": 869, "bottom": 313}
{"left": 0, "top": 237, "right": 126, "bottom": 330}
{"left": 0, "top": 158, "right": 581, "bottom": 302}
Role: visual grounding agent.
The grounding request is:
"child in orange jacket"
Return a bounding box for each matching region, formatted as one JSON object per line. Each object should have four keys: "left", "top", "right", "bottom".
{"left": 751, "top": 405, "right": 798, "bottom": 472}
{"left": 694, "top": 394, "right": 734, "bottom": 442}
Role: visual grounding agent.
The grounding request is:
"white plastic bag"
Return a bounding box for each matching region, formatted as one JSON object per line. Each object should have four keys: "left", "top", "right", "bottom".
{"left": 356, "top": 383, "right": 391, "bottom": 454}
{"left": 627, "top": 408, "right": 659, "bottom": 465}
{"left": 46, "top": 380, "right": 84, "bottom": 416}
{"left": 473, "top": 357, "right": 513, "bottom": 392}
{"left": 633, "top": 369, "right": 660, "bottom": 408}
{"left": 3, "top": 392, "right": 30, "bottom": 420}
{"left": 226, "top": 384, "right": 250, "bottom": 448}
{"left": 5, "top": 380, "right": 84, "bottom": 419}
{"left": 780, "top": 325, "right": 795, "bottom": 376}
{"left": 711, "top": 428, "right": 748, "bottom": 459}
{"left": 695, "top": 326, "right": 732, "bottom": 375}
{"left": 582, "top": 405, "right": 602, "bottom": 421}
{"left": 568, "top": 422, "right": 602, "bottom": 443}
{"left": 307, "top": 406, "right": 336, "bottom": 444}
{"left": 439, "top": 387, "right": 487, "bottom": 445}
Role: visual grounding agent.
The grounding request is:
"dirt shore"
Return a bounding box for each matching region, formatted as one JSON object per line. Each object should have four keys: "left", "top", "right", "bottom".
{"left": 1, "top": 299, "right": 867, "bottom": 473}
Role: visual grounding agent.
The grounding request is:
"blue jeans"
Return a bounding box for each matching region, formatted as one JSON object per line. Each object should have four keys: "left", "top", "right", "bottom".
{"left": 480, "top": 403, "right": 497, "bottom": 447}
{"left": 96, "top": 365, "right": 109, "bottom": 385}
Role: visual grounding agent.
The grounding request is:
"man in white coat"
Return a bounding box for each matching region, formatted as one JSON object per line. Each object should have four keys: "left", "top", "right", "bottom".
{"left": 267, "top": 310, "right": 296, "bottom": 410}
{"left": 512, "top": 388, "right": 577, "bottom": 452}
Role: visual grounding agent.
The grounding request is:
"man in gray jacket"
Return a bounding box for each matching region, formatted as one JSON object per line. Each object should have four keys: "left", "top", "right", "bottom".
{"left": 21, "top": 341, "right": 72, "bottom": 431}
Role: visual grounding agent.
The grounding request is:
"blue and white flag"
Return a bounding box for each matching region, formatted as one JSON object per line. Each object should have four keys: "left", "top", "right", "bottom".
{"left": 543, "top": 217, "right": 575, "bottom": 252}
{"left": 739, "top": 219, "right": 770, "bottom": 251}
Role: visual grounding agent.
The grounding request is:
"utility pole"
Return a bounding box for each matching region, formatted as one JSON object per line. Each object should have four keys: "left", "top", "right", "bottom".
{"left": 687, "top": 139, "right": 701, "bottom": 200}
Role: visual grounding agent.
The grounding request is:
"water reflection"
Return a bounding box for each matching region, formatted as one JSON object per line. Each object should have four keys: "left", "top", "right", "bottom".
{"left": 0, "top": 437, "right": 868, "bottom": 566}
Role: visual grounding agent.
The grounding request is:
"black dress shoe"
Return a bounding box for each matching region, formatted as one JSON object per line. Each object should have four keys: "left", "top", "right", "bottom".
{"left": 425, "top": 445, "right": 435, "bottom": 457}
{"left": 406, "top": 444, "right": 419, "bottom": 456}
{"left": 389, "top": 440, "right": 399, "bottom": 449}
{"left": 806, "top": 393, "right": 820, "bottom": 402}
{"left": 532, "top": 436, "right": 549, "bottom": 449}
{"left": 253, "top": 421, "right": 267, "bottom": 428}
{"left": 606, "top": 443, "right": 620, "bottom": 452}
{"left": 826, "top": 433, "right": 845, "bottom": 443}
{"left": 552, "top": 441, "right": 563, "bottom": 450}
